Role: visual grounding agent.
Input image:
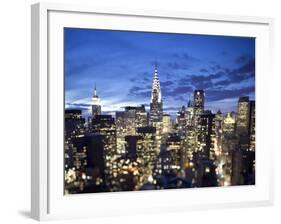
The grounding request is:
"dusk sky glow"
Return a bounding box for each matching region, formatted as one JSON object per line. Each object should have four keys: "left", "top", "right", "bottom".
{"left": 64, "top": 28, "right": 255, "bottom": 118}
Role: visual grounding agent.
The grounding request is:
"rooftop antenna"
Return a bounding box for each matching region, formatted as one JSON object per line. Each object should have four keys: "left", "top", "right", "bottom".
{"left": 155, "top": 61, "right": 158, "bottom": 72}
{"left": 94, "top": 83, "right": 97, "bottom": 97}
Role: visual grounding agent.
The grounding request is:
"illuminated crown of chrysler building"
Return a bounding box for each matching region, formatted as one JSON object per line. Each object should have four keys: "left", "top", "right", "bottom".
{"left": 151, "top": 64, "right": 162, "bottom": 103}
{"left": 149, "top": 64, "right": 163, "bottom": 124}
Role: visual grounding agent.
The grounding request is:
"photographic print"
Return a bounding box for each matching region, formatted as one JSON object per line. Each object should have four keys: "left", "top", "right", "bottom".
{"left": 64, "top": 28, "right": 255, "bottom": 194}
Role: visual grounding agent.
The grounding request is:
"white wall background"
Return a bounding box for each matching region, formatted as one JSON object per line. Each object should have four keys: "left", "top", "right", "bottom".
{"left": 0, "top": 0, "right": 280, "bottom": 223}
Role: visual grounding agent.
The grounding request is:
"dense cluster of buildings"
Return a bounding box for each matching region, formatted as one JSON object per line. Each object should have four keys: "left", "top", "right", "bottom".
{"left": 64, "top": 66, "right": 255, "bottom": 194}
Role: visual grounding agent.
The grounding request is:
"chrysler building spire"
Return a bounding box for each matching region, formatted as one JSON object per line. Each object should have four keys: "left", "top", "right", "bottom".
{"left": 150, "top": 64, "right": 163, "bottom": 125}
{"left": 151, "top": 63, "right": 162, "bottom": 103}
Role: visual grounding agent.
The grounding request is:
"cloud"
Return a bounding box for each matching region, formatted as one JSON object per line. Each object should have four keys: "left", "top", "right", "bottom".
{"left": 235, "top": 54, "right": 250, "bottom": 64}
{"left": 130, "top": 72, "right": 151, "bottom": 83}
{"left": 66, "top": 102, "right": 92, "bottom": 111}
{"left": 172, "top": 53, "right": 198, "bottom": 62}
{"left": 161, "top": 81, "right": 174, "bottom": 87}
{"left": 169, "top": 86, "right": 193, "bottom": 95}
{"left": 200, "top": 68, "right": 208, "bottom": 73}
{"left": 178, "top": 72, "right": 224, "bottom": 90}
{"left": 214, "top": 58, "right": 255, "bottom": 86}
{"left": 167, "top": 62, "right": 189, "bottom": 70}
{"left": 205, "top": 86, "right": 255, "bottom": 102}
{"left": 128, "top": 89, "right": 151, "bottom": 98}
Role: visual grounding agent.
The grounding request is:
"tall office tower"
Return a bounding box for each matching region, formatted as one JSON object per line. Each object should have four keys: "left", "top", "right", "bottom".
{"left": 69, "top": 134, "right": 106, "bottom": 194}
{"left": 162, "top": 114, "right": 172, "bottom": 134}
{"left": 65, "top": 109, "right": 85, "bottom": 140}
{"left": 236, "top": 96, "right": 250, "bottom": 136}
{"left": 185, "top": 100, "right": 194, "bottom": 127}
{"left": 125, "top": 135, "right": 141, "bottom": 159}
{"left": 192, "top": 152, "right": 218, "bottom": 187}
{"left": 116, "top": 110, "right": 136, "bottom": 154}
{"left": 181, "top": 100, "right": 195, "bottom": 165}
{"left": 149, "top": 65, "right": 163, "bottom": 151}
{"left": 116, "top": 105, "right": 147, "bottom": 154}
{"left": 231, "top": 149, "right": 243, "bottom": 185}
{"left": 135, "top": 105, "right": 148, "bottom": 128}
{"left": 249, "top": 101, "right": 255, "bottom": 151}
{"left": 64, "top": 109, "right": 85, "bottom": 175}
{"left": 198, "top": 110, "right": 216, "bottom": 160}
{"left": 124, "top": 105, "right": 148, "bottom": 128}
{"left": 136, "top": 126, "right": 157, "bottom": 185}
{"left": 182, "top": 127, "right": 196, "bottom": 163}
{"left": 193, "top": 90, "right": 205, "bottom": 127}
{"left": 232, "top": 148, "right": 255, "bottom": 186}
{"left": 153, "top": 146, "right": 173, "bottom": 176}
{"left": 92, "top": 84, "right": 101, "bottom": 118}
{"left": 91, "top": 115, "right": 117, "bottom": 189}
{"left": 149, "top": 65, "right": 163, "bottom": 125}
{"left": 215, "top": 110, "right": 223, "bottom": 134}
{"left": 176, "top": 106, "right": 187, "bottom": 137}
{"left": 166, "top": 134, "right": 182, "bottom": 170}
{"left": 223, "top": 112, "right": 236, "bottom": 136}
{"left": 214, "top": 110, "right": 223, "bottom": 155}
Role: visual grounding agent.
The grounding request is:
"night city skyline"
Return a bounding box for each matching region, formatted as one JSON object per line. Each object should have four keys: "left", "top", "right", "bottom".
{"left": 64, "top": 28, "right": 255, "bottom": 194}
{"left": 65, "top": 28, "right": 255, "bottom": 118}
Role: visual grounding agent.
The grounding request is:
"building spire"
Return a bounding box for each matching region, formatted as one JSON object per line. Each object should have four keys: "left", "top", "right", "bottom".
{"left": 94, "top": 83, "right": 97, "bottom": 97}
{"left": 151, "top": 64, "right": 162, "bottom": 103}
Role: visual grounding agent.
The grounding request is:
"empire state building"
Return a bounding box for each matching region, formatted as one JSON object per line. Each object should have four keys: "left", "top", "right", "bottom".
{"left": 92, "top": 84, "right": 101, "bottom": 118}
{"left": 149, "top": 64, "right": 163, "bottom": 125}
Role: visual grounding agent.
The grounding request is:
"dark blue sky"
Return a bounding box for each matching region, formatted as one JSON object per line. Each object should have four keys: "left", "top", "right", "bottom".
{"left": 65, "top": 28, "right": 255, "bottom": 117}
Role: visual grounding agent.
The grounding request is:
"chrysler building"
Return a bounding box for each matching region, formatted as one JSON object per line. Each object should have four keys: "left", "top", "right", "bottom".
{"left": 149, "top": 64, "right": 163, "bottom": 125}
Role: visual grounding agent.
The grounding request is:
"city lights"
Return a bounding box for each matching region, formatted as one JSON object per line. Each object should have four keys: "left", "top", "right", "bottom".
{"left": 64, "top": 65, "right": 255, "bottom": 194}
{"left": 64, "top": 29, "right": 255, "bottom": 194}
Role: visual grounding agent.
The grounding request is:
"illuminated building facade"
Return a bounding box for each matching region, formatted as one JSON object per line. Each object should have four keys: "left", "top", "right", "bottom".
{"left": 223, "top": 112, "right": 236, "bottom": 136}
{"left": 149, "top": 65, "right": 163, "bottom": 124}
{"left": 198, "top": 110, "right": 216, "bottom": 160}
{"left": 91, "top": 115, "right": 117, "bottom": 189}
{"left": 149, "top": 65, "right": 163, "bottom": 152}
{"left": 162, "top": 114, "right": 172, "bottom": 134}
{"left": 166, "top": 134, "right": 182, "bottom": 170}
{"left": 193, "top": 90, "right": 205, "bottom": 127}
{"left": 176, "top": 106, "right": 187, "bottom": 137}
{"left": 91, "top": 84, "right": 101, "bottom": 118}
{"left": 249, "top": 101, "right": 255, "bottom": 151}
{"left": 136, "top": 126, "right": 157, "bottom": 185}
{"left": 185, "top": 100, "right": 194, "bottom": 127}
{"left": 64, "top": 109, "right": 86, "bottom": 193}
{"left": 64, "top": 68, "right": 255, "bottom": 193}
{"left": 236, "top": 96, "right": 250, "bottom": 136}
{"left": 65, "top": 109, "right": 85, "bottom": 140}
{"left": 116, "top": 110, "right": 136, "bottom": 154}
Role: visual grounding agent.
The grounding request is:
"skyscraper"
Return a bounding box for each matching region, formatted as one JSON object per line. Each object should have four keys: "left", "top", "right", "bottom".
{"left": 249, "top": 101, "right": 255, "bottom": 151}
{"left": 236, "top": 96, "right": 250, "bottom": 136}
{"left": 223, "top": 112, "right": 236, "bottom": 136}
{"left": 149, "top": 64, "right": 163, "bottom": 151}
{"left": 136, "top": 126, "right": 157, "bottom": 186}
{"left": 193, "top": 90, "right": 205, "bottom": 127}
{"left": 162, "top": 114, "right": 172, "bottom": 134}
{"left": 116, "top": 110, "right": 136, "bottom": 154}
{"left": 65, "top": 109, "right": 85, "bottom": 140}
{"left": 149, "top": 65, "right": 163, "bottom": 125}
{"left": 91, "top": 115, "right": 117, "bottom": 188}
{"left": 198, "top": 110, "right": 216, "bottom": 159}
{"left": 92, "top": 84, "right": 101, "bottom": 118}
{"left": 185, "top": 100, "right": 194, "bottom": 127}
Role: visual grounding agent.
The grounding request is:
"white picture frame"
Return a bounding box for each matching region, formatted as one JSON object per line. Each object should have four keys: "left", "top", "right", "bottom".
{"left": 31, "top": 2, "right": 274, "bottom": 221}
